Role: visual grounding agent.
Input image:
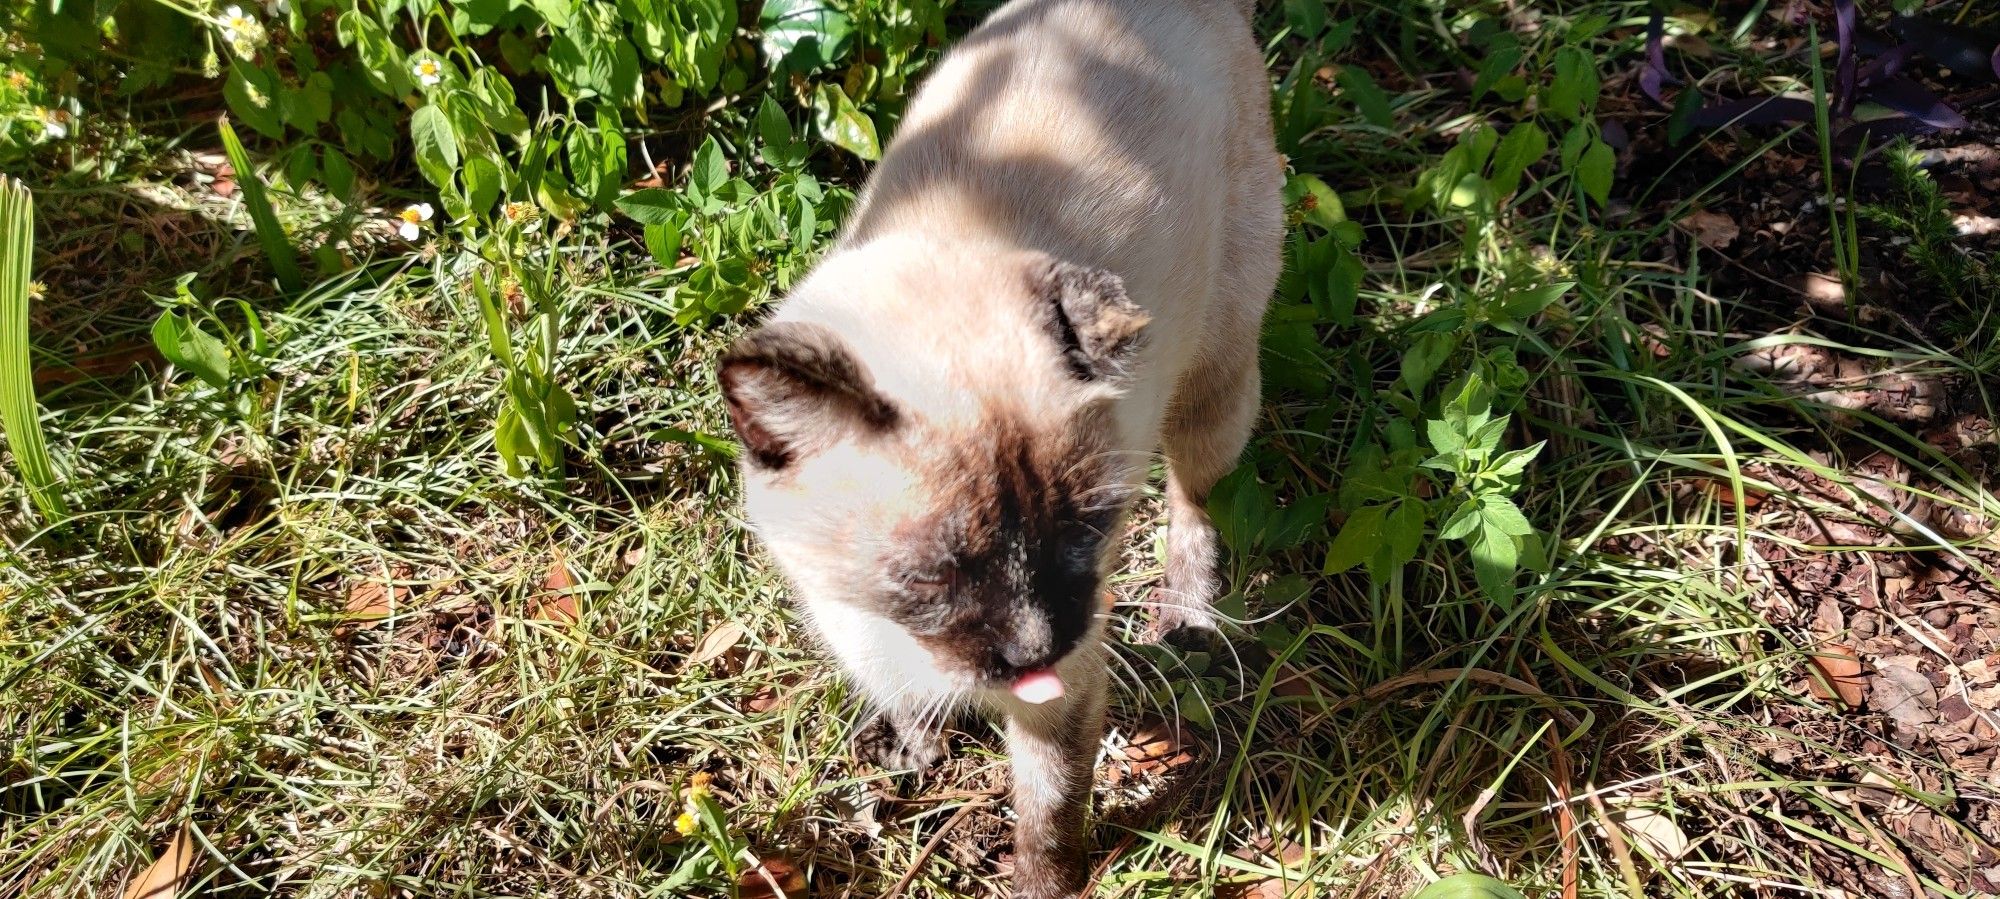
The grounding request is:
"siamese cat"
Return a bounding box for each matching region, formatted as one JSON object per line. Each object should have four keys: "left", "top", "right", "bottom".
{"left": 718, "top": 0, "right": 1279, "bottom": 894}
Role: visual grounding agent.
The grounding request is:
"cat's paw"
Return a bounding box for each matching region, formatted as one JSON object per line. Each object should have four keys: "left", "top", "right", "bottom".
{"left": 1135, "top": 587, "right": 1221, "bottom": 649}
{"left": 851, "top": 712, "right": 947, "bottom": 772}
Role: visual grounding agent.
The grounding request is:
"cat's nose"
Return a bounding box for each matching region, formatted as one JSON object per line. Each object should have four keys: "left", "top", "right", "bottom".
{"left": 999, "top": 642, "right": 1064, "bottom": 674}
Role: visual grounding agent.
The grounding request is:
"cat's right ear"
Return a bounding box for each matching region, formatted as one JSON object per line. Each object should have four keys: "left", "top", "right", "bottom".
{"left": 719, "top": 322, "right": 900, "bottom": 470}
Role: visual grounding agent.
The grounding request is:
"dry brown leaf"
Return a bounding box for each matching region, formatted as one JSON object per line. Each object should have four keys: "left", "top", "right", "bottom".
{"left": 737, "top": 854, "right": 807, "bottom": 899}
{"left": 1607, "top": 805, "right": 1691, "bottom": 862}
{"left": 1807, "top": 643, "right": 1867, "bottom": 707}
{"left": 1677, "top": 209, "right": 1740, "bottom": 249}
{"left": 532, "top": 560, "right": 580, "bottom": 622}
{"left": 343, "top": 579, "right": 396, "bottom": 621}
{"left": 686, "top": 622, "right": 747, "bottom": 670}
{"left": 1217, "top": 878, "right": 1291, "bottom": 899}
{"left": 743, "top": 687, "right": 784, "bottom": 714}
{"left": 123, "top": 824, "right": 196, "bottom": 899}
{"left": 1802, "top": 271, "right": 1846, "bottom": 305}
{"left": 1693, "top": 478, "right": 1765, "bottom": 509}
{"left": 1269, "top": 662, "right": 1321, "bottom": 698}
{"left": 34, "top": 341, "right": 165, "bottom": 387}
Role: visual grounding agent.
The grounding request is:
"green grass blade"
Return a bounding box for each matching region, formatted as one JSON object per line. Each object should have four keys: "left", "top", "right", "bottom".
{"left": 218, "top": 116, "right": 305, "bottom": 292}
{"left": 0, "top": 175, "right": 68, "bottom": 523}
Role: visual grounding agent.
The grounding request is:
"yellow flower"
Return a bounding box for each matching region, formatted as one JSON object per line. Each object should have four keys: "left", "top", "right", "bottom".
{"left": 395, "top": 203, "right": 434, "bottom": 240}
{"left": 673, "top": 811, "right": 698, "bottom": 836}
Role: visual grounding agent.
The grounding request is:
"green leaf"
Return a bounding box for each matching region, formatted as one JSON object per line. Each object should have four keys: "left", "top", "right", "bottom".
{"left": 1323, "top": 504, "right": 1387, "bottom": 574}
{"left": 1337, "top": 66, "right": 1393, "bottom": 128}
{"left": 1544, "top": 46, "right": 1598, "bottom": 122}
{"left": 654, "top": 426, "right": 739, "bottom": 458}
{"left": 410, "top": 104, "right": 459, "bottom": 189}
{"left": 223, "top": 63, "right": 285, "bottom": 140}
{"left": 1487, "top": 121, "right": 1546, "bottom": 197}
{"left": 615, "top": 188, "right": 684, "bottom": 224}
{"left": 644, "top": 218, "right": 685, "bottom": 266}
{"left": 1425, "top": 418, "right": 1465, "bottom": 457}
{"left": 1284, "top": 174, "right": 1347, "bottom": 231}
{"left": 1412, "top": 873, "right": 1529, "bottom": 899}
{"left": 1282, "top": 0, "right": 1326, "bottom": 36}
{"left": 321, "top": 147, "right": 356, "bottom": 199}
{"left": 152, "top": 312, "right": 233, "bottom": 390}
{"left": 494, "top": 404, "right": 530, "bottom": 477}
{"left": 1380, "top": 499, "right": 1426, "bottom": 569}
{"left": 0, "top": 176, "right": 68, "bottom": 521}
{"left": 760, "top": 0, "right": 853, "bottom": 72}
{"left": 1499, "top": 280, "right": 1570, "bottom": 319}
{"left": 1577, "top": 137, "right": 1615, "bottom": 206}
{"left": 1470, "top": 38, "right": 1521, "bottom": 102}
{"left": 1206, "top": 464, "right": 1262, "bottom": 554}
{"left": 689, "top": 136, "right": 729, "bottom": 197}
{"left": 813, "top": 84, "right": 880, "bottom": 160}
{"left": 1400, "top": 331, "right": 1456, "bottom": 393}
{"left": 463, "top": 155, "right": 503, "bottom": 216}
{"left": 1438, "top": 499, "right": 1480, "bottom": 541}
{"left": 1323, "top": 251, "right": 1363, "bottom": 325}
{"left": 757, "top": 94, "right": 805, "bottom": 168}
{"left": 1471, "top": 523, "right": 1520, "bottom": 603}
{"left": 218, "top": 117, "right": 304, "bottom": 292}
{"left": 469, "top": 69, "right": 531, "bottom": 136}
{"left": 1479, "top": 494, "right": 1534, "bottom": 536}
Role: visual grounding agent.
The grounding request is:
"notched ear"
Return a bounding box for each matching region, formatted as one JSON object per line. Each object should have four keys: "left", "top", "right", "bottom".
{"left": 718, "top": 321, "right": 900, "bottom": 470}
{"left": 1034, "top": 260, "right": 1151, "bottom": 381}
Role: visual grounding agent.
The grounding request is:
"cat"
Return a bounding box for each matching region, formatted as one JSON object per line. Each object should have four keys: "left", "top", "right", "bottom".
{"left": 718, "top": 0, "right": 1280, "bottom": 894}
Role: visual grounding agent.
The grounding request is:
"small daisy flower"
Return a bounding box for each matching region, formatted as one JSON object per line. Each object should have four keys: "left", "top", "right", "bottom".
{"left": 412, "top": 57, "right": 444, "bottom": 87}
{"left": 264, "top": 0, "right": 288, "bottom": 16}
{"left": 673, "top": 811, "right": 697, "bottom": 836}
{"left": 396, "top": 203, "right": 433, "bottom": 240}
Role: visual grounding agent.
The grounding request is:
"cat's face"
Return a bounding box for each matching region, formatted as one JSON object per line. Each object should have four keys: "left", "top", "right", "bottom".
{"left": 720, "top": 255, "right": 1148, "bottom": 691}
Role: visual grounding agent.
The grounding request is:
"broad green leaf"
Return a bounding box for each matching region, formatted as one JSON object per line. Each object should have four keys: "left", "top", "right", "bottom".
{"left": 1412, "top": 873, "right": 1529, "bottom": 899}
{"left": 757, "top": 94, "right": 804, "bottom": 168}
{"left": 1284, "top": 173, "right": 1346, "bottom": 231}
{"left": 1380, "top": 499, "right": 1426, "bottom": 569}
{"left": 152, "top": 313, "right": 232, "bottom": 390}
{"left": 1426, "top": 418, "right": 1465, "bottom": 457}
{"left": 1282, "top": 0, "right": 1326, "bottom": 36}
{"left": 463, "top": 155, "right": 503, "bottom": 216}
{"left": 644, "top": 219, "right": 685, "bottom": 266}
{"left": 1337, "top": 66, "right": 1393, "bottom": 128}
{"left": 1479, "top": 494, "right": 1534, "bottom": 536}
{"left": 1400, "top": 331, "right": 1456, "bottom": 393}
{"left": 1488, "top": 121, "right": 1546, "bottom": 197}
{"left": 1471, "top": 524, "right": 1520, "bottom": 602}
{"left": 495, "top": 405, "right": 530, "bottom": 477}
{"left": 1323, "top": 504, "right": 1387, "bottom": 574}
{"left": 813, "top": 84, "right": 880, "bottom": 160}
{"left": 321, "top": 147, "right": 356, "bottom": 199}
{"left": 689, "top": 136, "right": 729, "bottom": 197}
{"left": 1499, "top": 280, "right": 1571, "bottom": 319}
{"left": 615, "top": 188, "right": 683, "bottom": 224}
{"left": 410, "top": 104, "right": 458, "bottom": 189}
{"left": 1544, "top": 46, "right": 1598, "bottom": 121}
{"left": 1206, "top": 464, "right": 1262, "bottom": 554}
{"left": 654, "top": 426, "right": 739, "bottom": 458}
{"left": 760, "top": 0, "right": 853, "bottom": 71}
{"left": 1470, "top": 39, "right": 1521, "bottom": 102}
{"left": 1323, "top": 251, "right": 1363, "bottom": 325}
{"left": 1438, "top": 499, "right": 1480, "bottom": 541}
{"left": 1578, "top": 137, "right": 1615, "bottom": 206}
{"left": 223, "top": 63, "right": 284, "bottom": 140}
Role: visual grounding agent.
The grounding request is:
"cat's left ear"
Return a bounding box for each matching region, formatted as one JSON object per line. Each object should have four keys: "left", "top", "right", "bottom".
{"left": 1032, "top": 259, "right": 1150, "bottom": 381}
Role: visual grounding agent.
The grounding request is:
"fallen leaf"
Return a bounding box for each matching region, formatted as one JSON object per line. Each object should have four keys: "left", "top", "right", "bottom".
{"left": 1269, "top": 662, "right": 1321, "bottom": 698}
{"left": 1217, "top": 878, "right": 1291, "bottom": 899}
{"left": 342, "top": 573, "right": 399, "bottom": 623}
{"left": 1808, "top": 643, "right": 1867, "bottom": 707}
{"left": 1802, "top": 272, "right": 1846, "bottom": 306}
{"left": 737, "top": 854, "right": 807, "bottom": 899}
{"left": 1967, "top": 685, "right": 2000, "bottom": 711}
{"left": 123, "top": 824, "right": 195, "bottom": 899}
{"left": 1870, "top": 660, "right": 1939, "bottom": 730}
{"left": 685, "top": 621, "right": 747, "bottom": 670}
{"left": 532, "top": 560, "right": 579, "bottom": 622}
{"left": 1607, "top": 805, "right": 1691, "bottom": 861}
{"left": 743, "top": 687, "right": 784, "bottom": 714}
{"left": 1676, "top": 209, "right": 1740, "bottom": 249}
{"left": 1694, "top": 478, "right": 1766, "bottom": 509}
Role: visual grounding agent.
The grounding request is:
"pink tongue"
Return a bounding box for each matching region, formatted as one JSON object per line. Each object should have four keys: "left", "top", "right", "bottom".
{"left": 1010, "top": 668, "right": 1065, "bottom": 705}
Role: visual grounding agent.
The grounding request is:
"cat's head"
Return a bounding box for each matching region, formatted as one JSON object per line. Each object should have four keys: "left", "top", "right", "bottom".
{"left": 719, "top": 249, "right": 1149, "bottom": 691}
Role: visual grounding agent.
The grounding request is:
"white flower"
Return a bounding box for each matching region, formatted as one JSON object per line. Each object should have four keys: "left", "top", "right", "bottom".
{"left": 396, "top": 203, "right": 434, "bottom": 240}
{"left": 264, "top": 0, "right": 289, "bottom": 16}
{"left": 412, "top": 58, "right": 444, "bottom": 87}
{"left": 37, "top": 108, "right": 68, "bottom": 140}
{"left": 217, "top": 5, "right": 255, "bottom": 40}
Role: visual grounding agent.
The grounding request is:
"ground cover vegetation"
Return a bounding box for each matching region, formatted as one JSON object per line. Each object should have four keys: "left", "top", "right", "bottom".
{"left": 3, "top": 0, "right": 1999, "bottom": 895}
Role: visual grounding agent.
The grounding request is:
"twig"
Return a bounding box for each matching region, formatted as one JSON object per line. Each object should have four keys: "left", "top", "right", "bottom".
{"left": 882, "top": 794, "right": 993, "bottom": 899}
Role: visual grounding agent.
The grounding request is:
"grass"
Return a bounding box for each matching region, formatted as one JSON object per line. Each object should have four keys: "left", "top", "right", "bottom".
{"left": 6, "top": 0, "right": 2000, "bottom": 897}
